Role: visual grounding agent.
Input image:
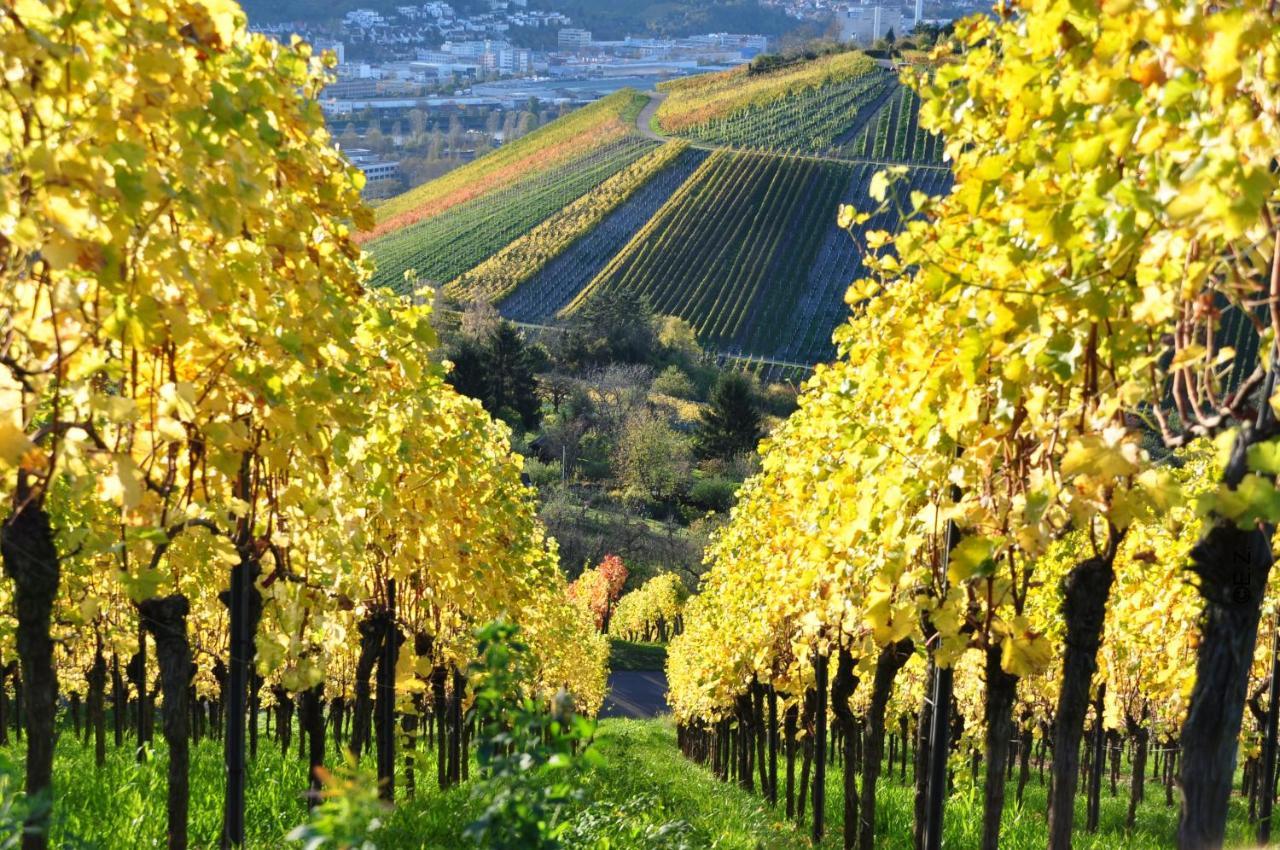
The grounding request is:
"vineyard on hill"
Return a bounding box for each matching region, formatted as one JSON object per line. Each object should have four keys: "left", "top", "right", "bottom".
{"left": 14, "top": 1, "right": 1280, "bottom": 850}
{"left": 498, "top": 148, "right": 711, "bottom": 323}
{"left": 2, "top": 3, "right": 612, "bottom": 849}
{"left": 368, "top": 90, "right": 649, "bottom": 235}
{"left": 775, "top": 164, "right": 952, "bottom": 363}
{"left": 843, "top": 82, "right": 945, "bottom": 163}
{"left": 361, "top": 51, "right": 953, "bottom": 368}
{"left": 561, "top": 151, "right": 950, "bottom": 362}
{"left": 665, "top": 6, "right": 1280, "bottom": 850}
{"left": 653, "top": 50, "right": 880, "bottom": 137}
{"left": 446, "top": 142, "right": 693, "bottom": 305}
{"left": 655, "top": 50, "right": 942, "bottom": 165}
{"left": 363, "top": 89, "right": 655, "bottom": 291}
{"left": 367, "top": 136, "right": 659, "bottom": 291}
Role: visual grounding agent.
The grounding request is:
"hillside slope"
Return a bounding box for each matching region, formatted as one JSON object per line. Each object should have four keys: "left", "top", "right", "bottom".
{"left": 363, "top": 54, "right": 953, "bottom": 368}
{"left": 241, "top": 0, "right": 799, "bottom": 37}
{"left": 364, "top": 91, "right": 654, "bottom": 291}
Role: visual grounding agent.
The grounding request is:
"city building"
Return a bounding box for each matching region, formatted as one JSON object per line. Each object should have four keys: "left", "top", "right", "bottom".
{"left": 323, "top": 77, "right": 379, "bottom": 99}
{"left": 343, "top": 8, "right": 385, "bottom": 28}
{"left": 311, "top": 39, "right": 345, "bottom": 64}
{"left": 557, "top": 27, "right": 593, "bottom": 51}
{"left": 341, "top": 148, "right": 400, "bottom": 181}
{"left": 839, "top": 5, "right": 905, "bottom": 43}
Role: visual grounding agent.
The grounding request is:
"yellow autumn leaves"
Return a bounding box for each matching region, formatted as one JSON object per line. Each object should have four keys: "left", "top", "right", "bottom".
{"left": 0, "top": 0, "right": 604, "bottom": 721}
{"left": 669, "top": 0, "right": 1280, "bottom": 751}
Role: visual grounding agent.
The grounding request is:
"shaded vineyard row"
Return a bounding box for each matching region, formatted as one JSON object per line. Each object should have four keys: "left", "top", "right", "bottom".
{"left": 498, "top": 148, "right": 711, "bottom": 323}
{"left": 844, "top": 82, "right": 945, "bottom": 164}
{"left": 564, "top": 151, "right": 857, "bottom": 354}
{"left": 774, "top": 165, "right": 954, "bottom": 364}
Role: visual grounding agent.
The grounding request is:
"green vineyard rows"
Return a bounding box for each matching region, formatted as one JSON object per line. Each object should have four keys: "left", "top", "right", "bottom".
{"left": 564, "top": 151, "right": 859, "bottom": 356}
{"left": 446, "top": 142, "right": 690, "bottom": 304}
{"left": 677, "top": 71, "right": 895, "bottom": 156}
{"left": 367, "top": 136, "right": 658, "bottom": 292}
{"left": 847, "top": 83, "right": 945, "bottom": 164}
{"left": 669, "top": 69, "right": 945, "bottom": 166}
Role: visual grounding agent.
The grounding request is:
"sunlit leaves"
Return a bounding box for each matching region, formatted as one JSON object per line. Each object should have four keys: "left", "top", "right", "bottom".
{"left": 670, "top": 0, "right": 1280, "bottom": 741}
{"left": 0, "top": 0, "right": 606, "bottom": 730}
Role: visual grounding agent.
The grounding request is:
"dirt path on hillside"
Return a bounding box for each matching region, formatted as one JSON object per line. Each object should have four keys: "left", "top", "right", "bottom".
{"left": 636, "top": 92, "right": 668, "bottom": 142}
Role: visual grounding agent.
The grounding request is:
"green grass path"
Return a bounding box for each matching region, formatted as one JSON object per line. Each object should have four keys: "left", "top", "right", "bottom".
{"left": 4, "top": 715, "right": 1263, "bottom": 848}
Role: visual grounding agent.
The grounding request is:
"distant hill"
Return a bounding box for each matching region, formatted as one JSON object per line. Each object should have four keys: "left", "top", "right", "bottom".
{"left": 240, "top": 0, "right": 802, "bottom": 36}
{"left": 238, "top": 0, "right": 498, "bottom": 24}
{"left": 528, "top": 0, "right": 802, "bottom": 41}
{"left": 362, "top": 54, "right": 953, "bottom": 373}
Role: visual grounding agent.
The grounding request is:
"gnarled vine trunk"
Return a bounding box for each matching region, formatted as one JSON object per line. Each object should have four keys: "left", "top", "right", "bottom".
{"left": 812, "top": 651, "right": 829, "bottom": 844}
{"left": 87, "top": 636, "right": 107, "bottom": 768}
{"left": 302, "top": 683, "right": 325, "bottom": 809}
{"left": 831, "top": 648, "right": 860, "bottom": 850}
{"left": 221, "top": 552, "right": 262, "bottom": 849}
{"left": 350, "top": 615, "right": 384, "bottom": 761}
{"left": 1, "top": 500, "right": 60, "bottom": 850}
{"left": 982, "top": 644, "right": 1018, "bottom": 850}
{"left": 1179, "top": 509, "right": 1274, "bottom": 850}
{"left": 1046, "top": 554, "right": 1116, "bottom": 850}
{"left": 860, "top": 639, "right": 913, "bottom": 850}
{"left": 140, "top": 595, "right": 192, "bottom": 850}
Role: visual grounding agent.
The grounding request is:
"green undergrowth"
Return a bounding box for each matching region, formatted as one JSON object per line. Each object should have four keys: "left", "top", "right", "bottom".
{"left": 0, "top": 718, "right": 1263, "bottom": 848}
{"left": 608, "top": 639, "right": 668, "bottom": 672}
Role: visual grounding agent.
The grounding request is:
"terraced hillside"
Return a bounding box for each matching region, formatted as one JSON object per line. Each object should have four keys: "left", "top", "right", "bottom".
{"left": 774, "top": 164, "right": 952, "bottom": 363}
{"left": 446, "top": 142, "right": 695, "bottom": 305}
{"left": 843, "top": 83, "right": 945, "bottom": 163}
{"left": 363, "top": 91, "right": 654, "bottom": 291}
{"left": 654, "top": 51, "right": 880, "bottom": 138}
{"left": 655, "top": 51, "right": 943, "bottom": 164}
{"left": 562, "top": 151, "right": 861, "bottom": 357}
{"left": 363, "top": 52, "right": 954, "bottom": 369}
{"left": 367, "top": 136, "right": 658, "bottom": 291}
{"left": 496, "top": 148, "right": 711, "bottom": 323}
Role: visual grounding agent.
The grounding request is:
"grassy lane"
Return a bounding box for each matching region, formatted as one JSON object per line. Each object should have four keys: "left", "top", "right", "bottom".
{"left": 663, "top": 727, "right": 1259, "bottom": 850}
{"left": 6, "top": 715, "right": 1260, "bottom": 848}
{"left": 578, "top": 718, "right": 808, "bottom": 849}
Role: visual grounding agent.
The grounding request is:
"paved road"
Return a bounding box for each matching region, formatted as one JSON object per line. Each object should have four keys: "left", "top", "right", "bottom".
{"left": 600, "top": 671, "right": 669, "bottom": 719}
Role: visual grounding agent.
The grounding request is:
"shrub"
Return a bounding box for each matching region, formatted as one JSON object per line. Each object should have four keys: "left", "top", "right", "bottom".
{"left": 685, "top": 477, "right": 738, "bottom": 514}
{"left": 464, "top": 622, "right": 596, "bottom": 850}
{"left": 652, "top": 366, "right": 697, "bottom": 400}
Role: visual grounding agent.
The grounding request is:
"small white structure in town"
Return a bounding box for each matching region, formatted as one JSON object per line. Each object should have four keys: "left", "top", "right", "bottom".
{"left": 839, "top": 4, "right": 905, "bottom": 44}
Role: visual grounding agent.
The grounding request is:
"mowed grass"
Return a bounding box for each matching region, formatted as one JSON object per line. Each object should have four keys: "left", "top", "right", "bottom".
{"left": 681, "top": 731, "right": 1260, "bottom": 850}
{"left": 0, "top": 717, "right": 1264, "bottom": 848}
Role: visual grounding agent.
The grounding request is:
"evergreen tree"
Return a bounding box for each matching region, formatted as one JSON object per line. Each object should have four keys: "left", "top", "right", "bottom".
{"left": 559, "top": 289, "right": 658, "bottom": 369}
{"left": 485, "top": 322, "right": 542, "bottom": 430}
{"left": 695, "top": 373, "right": 763, "bottom": 460}
{"left": 446, "top": 338, "right": 488, "bottom": 403}
{"left": 447, "top": 324, "right": 542, "bottom": 430}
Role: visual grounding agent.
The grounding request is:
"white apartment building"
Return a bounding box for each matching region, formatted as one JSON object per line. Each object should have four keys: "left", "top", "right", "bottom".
{"left": 557, "top": 27, "right": 593, "bottom": 51}
{"left": 311, "top": 39, "right": 345, "bottom": 64}
{"left": 839, "top": 5, "right": 905, "bottom": 43}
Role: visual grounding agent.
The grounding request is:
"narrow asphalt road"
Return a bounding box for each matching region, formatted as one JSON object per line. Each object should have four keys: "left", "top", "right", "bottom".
{"left": 600, "top": 671, "right": 669, "bottom": 718}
